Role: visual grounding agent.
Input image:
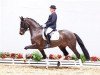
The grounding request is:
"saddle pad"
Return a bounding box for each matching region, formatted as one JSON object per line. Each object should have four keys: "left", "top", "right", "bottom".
{"left": 42, "top": 29, "right": 59, "bottom": 40}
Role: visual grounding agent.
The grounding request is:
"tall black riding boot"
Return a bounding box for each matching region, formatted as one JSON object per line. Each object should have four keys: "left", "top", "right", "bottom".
{"left": 45, "top": 34, "right": 51, "bottom": 48}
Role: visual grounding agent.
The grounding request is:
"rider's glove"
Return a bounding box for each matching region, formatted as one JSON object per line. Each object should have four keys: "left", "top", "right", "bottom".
{"left": 42, "top": 24, "right": 46, "bottom": 27}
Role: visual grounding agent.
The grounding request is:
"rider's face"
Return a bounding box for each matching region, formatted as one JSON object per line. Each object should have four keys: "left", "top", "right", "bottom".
{"left": 50, "top": 8, "right": 55, "bottom": 13}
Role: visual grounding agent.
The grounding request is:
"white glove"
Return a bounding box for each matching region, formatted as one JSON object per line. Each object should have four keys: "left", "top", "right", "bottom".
{"left": 42, "top": 24, "right": 46, "bottom": 27}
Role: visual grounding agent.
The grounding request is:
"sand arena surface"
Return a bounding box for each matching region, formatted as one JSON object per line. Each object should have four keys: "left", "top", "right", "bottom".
{"left": 0, "top": 64, "right": 100, "bottom": 75}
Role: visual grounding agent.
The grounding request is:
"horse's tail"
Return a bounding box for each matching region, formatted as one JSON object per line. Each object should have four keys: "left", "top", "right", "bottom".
{"left": 74, "top": 33, "right": 90, "bottom": 60}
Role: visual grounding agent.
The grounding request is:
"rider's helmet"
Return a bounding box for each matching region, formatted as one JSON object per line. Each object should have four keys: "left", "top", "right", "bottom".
{"left": 50, "top": 5, "right": 56, "bottom": 9}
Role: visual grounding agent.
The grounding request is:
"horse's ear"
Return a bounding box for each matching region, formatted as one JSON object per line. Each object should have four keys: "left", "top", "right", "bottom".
{"left": 20, "top": 16, "right": 24, "bottom": 21}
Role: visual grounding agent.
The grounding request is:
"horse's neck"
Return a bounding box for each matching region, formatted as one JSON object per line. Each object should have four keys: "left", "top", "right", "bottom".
{"left": 29, "top": 26, "right": 42, "bottom": 37}
{"left": 27, "top": 19, "right": 42, "bottom": 37}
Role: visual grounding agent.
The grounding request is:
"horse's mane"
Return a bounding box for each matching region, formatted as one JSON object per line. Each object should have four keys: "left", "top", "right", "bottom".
{"left": 26, "top": 18, "right": 42, "bottom": 27}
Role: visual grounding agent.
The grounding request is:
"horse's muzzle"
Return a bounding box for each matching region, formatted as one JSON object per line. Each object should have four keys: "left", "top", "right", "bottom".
{"left": 19, "top": 32, "right": 24, "bottom": 35}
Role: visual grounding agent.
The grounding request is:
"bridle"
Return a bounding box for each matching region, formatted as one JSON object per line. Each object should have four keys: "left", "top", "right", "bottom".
{"left": 20, "top": 20, "right": 29, "bottom": 31}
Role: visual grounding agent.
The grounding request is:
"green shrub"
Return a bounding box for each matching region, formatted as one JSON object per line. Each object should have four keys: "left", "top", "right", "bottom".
{"left": 80, "top": 54, "right": 86, "bottom": 63}
{"left": 72, "top": 55, "right": 78, "bottom": 60}
{"left": 0, "top": 52, "right": 2, "bottom": 58}
{"left": 72, "top": 54, "right": 86, "bottom": 63}
{"left": 32, "top": 51, "right": 43, "bottom": 61}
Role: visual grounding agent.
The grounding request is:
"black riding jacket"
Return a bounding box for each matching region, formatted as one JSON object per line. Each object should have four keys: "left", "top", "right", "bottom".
{"left": 45, "top": 12, "right": 57, "bottom": 30}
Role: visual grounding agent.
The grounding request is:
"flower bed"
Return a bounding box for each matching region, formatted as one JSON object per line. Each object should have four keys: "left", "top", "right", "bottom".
{"left": 0, "top": 52, "right": 100, "bottom": 62}
{"left": 0, "top": 52, "right": 23, "bottom": 59}
{"left": 49, "top": 54, "right": 100, "bottom": 62}
{"left": 49, "top": 54, "right": 62, "bottom": 59}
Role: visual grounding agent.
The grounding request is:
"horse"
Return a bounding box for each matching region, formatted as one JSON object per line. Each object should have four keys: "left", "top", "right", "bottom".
{"left": 19, "top": 16, "right": 90, "bottom": 60}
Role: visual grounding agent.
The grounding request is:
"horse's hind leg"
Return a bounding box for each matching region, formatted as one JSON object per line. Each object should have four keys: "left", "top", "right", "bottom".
{"left": 59, "top": 47, "right": 69, "bottom": 56}
{"left": 68, "top": 45, "right": 80, "bottom": 59}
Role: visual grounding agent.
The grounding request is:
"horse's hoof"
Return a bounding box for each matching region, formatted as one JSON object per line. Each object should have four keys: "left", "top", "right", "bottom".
{"left": 42, "top": 57, "right": 47, "bottom": 59}
{"left": 86, "top": 59, "right": 90, "bottom": 61}
{"left": 64, "top": 56, "right": 72, "bottom": 60}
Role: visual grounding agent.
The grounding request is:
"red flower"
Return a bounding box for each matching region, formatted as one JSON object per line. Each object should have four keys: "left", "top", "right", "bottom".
{"left": 17, "top": 53, "right": 23, "bottom": 59}
{"left": 1, "top": 53, "right": 6, "bottom": 59}
{"left": 49, "top": 54, "right": 55, "bottom": 59}
{"left": 90, "top": 56, "right": 99, "bottom": 61}
{"left": 49, "top": 54, "right": 62, "bottom": 59}
{"left": 10, "top": 53, "right": 16, "bottom": 59}
{"left": 57, "top": 54, "right": 62, "bottom": 59}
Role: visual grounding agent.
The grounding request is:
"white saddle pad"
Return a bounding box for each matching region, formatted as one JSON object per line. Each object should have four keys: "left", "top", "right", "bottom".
{"left": 42, "top": 28, "right": 59, "bottom": 40}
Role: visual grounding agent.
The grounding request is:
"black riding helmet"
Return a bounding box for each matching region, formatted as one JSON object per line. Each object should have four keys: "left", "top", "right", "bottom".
{"left": 50, "top": 5, "right": 56, "bottom": 9}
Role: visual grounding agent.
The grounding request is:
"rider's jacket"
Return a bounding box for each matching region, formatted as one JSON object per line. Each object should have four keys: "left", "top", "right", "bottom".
{"left": 45, "top": 12, "right": 57, "bottom": 30}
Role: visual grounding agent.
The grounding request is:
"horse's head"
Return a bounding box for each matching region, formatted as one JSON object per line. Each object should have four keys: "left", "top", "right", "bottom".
{"left": 19, "top": 16, "right": 29, "bottom": 35}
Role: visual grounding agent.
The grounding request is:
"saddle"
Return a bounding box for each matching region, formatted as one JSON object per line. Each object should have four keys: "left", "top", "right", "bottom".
{"left": 42, "top": 28, "right": 59, "bottom": 40}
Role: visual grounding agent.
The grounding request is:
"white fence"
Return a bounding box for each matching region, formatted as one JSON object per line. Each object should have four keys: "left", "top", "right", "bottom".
{"left": 0, "top": 58, "right": 100, "bottom": 68}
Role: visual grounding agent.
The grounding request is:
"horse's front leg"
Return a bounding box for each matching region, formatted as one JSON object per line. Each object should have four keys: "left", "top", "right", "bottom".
{"left": 24, "top": 43, "right": 37, "bottom": 50}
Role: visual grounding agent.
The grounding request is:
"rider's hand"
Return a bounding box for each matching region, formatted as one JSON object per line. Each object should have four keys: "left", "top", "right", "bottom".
{"left": 42, "top": 24, "right": 46, "bottom": 27}
{"left": 44, "top": 26, "right": 47, "bottom": 28}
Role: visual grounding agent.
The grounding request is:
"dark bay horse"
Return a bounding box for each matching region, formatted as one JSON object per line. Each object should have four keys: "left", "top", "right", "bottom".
{"left": 19, "top": 16, "right": 90, "bottom": 60}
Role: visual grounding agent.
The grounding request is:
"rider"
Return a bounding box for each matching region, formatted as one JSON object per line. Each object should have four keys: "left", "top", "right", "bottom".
{"left": 44, "top": 5, "right": 57, "bottom": 48}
